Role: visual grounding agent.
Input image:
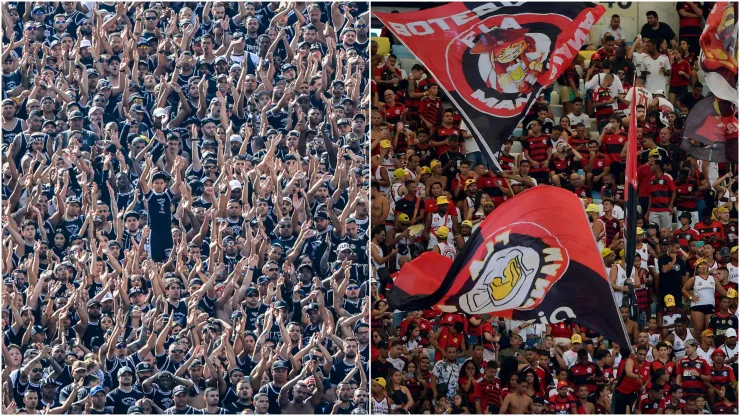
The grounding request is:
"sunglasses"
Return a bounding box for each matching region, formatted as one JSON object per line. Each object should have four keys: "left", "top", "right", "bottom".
{"left": 347, "top": 286, "right": 359, "bottom": 290}
{"left": 355, "top": 24, "right": 367, "bottom": 29}
{"left": 54, "top": 19, "right": 65, "bottom": 24}
{"left": 146, "top": 16, "right": 158, "bottom": 21}
{"left": 204, "top": 165, "right": 216, "bottom": 169}
{"left": 279, "top": 224, "right": 291, "bottom": 228}
{"left": 171, "top": 349, "right": 184, "bottom": 354}
{"left": 116, "top": 344, "right": 127, "bottom": 349}
{"left": 31, "top": 368, "right": 42, "bottom": 373}
{"left": 268, "top": 268, "right": 279, "bottom": 272}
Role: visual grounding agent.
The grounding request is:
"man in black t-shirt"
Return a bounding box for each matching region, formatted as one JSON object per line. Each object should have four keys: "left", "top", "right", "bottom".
{"left": 105, "top": 367, "right": 144, "bottom": 414}
{"left": 640, "top": 11, "right": 677, "bottom": 45}
{"left": 657, "top": 240, "right": 688, "bottom": 309}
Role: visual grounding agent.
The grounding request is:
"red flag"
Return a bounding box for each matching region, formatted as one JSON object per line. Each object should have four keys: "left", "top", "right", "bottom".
{"left": 624, "top": 80, "right": 639, "bottom": 279}
{"left": 700, "top": 2, "right": 738, "bottom": 102}
{"left": 390, "top": 187, "right": 631, "bottom": 348}
{"left": 374, "top": 2, "right": 604, "bottom": 168}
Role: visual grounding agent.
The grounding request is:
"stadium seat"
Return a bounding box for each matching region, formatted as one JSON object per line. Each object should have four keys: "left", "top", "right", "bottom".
{"left": 511, "top": 141, "right": 523, "bottom": 154}
{"left": 551, "top": 104, "right": 564, "bottom": 119}
{"left": 374, "top": 36, "right": 390, "bottom": 55}
{"left": 579, "top": 50, "right": 596, "bottom": 61}
{"left": 399, "top": 58, "right": 418, "bottom": 73}
{"left": 550, "top": 90, "right": 560, "bottom": 106}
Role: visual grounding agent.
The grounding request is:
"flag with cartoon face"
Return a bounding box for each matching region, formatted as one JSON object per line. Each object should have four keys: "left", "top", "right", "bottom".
{"left": 374, "top": 2, "right": 605, "bottom": 167}
{"left": 388, "top": 186, "right": 631, "bottom": 348}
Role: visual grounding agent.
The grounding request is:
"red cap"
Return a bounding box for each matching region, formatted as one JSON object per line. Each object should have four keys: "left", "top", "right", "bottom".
{"left": 591, "top": 54, "right": 602, "bottom": 61}
{"left": 557, "top": 380, "right": 569, "bottom": 389}
{"left": 712, "top": 348, "right": 726, "bottom": 357}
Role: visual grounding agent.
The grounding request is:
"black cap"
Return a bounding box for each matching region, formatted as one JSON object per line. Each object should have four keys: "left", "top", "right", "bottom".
{"left": 68, "top": 111, "right": 83, "bottom": 120}
{"left": 245, "top": 287, "right": 258, "bottom": 296}
{"left": 152, "top": 171, "right": 170, "bottom": 182}
{"left": 87, "top": 299, "right": 101, "bottom": 307}
{"left": 128, "top": 406, "right": 145, "bottom": 414}
{"left": 660, "top": 238, "right": 670, "bottom": 245}
{"left": 173, "top": 385, "right": 188, "bottom": 396}
{"left": 135, "top": 362, "right": 153, "bottom": 372}
{"left": 274, "top": 300, "right": 288, "bottom": 310}
{"left": 314, "top": 211, "right": 329, "bottom": 220}
{"left": 272, "top": 360, "right": 289, "bottom": 370}
{"left": 123, "top": 211, "right": 140, "bottom": 220}
{"left": 30, "top": 325, "right": 45, "bottom": 336}
{"left": 678, "top": 211, "right": 692, "bottom": 220}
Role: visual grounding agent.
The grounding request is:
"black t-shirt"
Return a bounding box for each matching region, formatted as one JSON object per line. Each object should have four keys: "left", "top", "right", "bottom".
{"left": 640, "top": 22, "right": 676, "bottom": 43}
{"left": 258, "top": 382, "right": 283, "bottom": 415}
{"left": 105, "top": 386, "right": 144, "bottom": 414}
{"left": 657, "top": 255, "right": 687, "bottom": 297}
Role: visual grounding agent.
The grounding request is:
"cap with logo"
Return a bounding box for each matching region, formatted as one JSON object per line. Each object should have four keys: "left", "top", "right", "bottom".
{"left": 664, "top": 294, "right": 676, "bottom": 307}
{"left": 436, "top": 226, "right": 450, "bottom": 239}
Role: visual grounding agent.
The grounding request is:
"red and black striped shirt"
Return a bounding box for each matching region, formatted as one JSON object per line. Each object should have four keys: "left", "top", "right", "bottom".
{"left": 709, "top": 364, "right": 737, "bottom": 389}
{"left": 672, "top": 227, "right": 700, "bottom": 251}
{"left": 676, "top": 356, "right": 710, "bottom": 396}
{"left": 601, "top": 215, "right": 621, "bottom": 244}
{"left": 592, "top": 86, "right": 614, "bottom": 122}
{"left": 497, "top": 152, "right": 516, "bottom": 172}
{"left": 431, "top": 126, "right": 461, "bottom": 156}
{"left": 694, "top": 220, "right": 725, "bottom": 241}
{"left": 675, "top": 179, "right": 700, "bottom": 210}
{"left": 601, "top": 133, "right": 627, "bottom": 164}
{"left": 475, "top": 377, "right": 501, "bottom": 412}
{"left": 419, "top": 96, "right": 443, "bottom": 129}
{"left": 521, "top": 134, "right": 551, "bottom": 173}
{"left": 649, "top": 174, "right": 676, "bottom": 213}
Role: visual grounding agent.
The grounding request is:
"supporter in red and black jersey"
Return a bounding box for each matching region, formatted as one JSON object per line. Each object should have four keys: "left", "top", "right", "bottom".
{"left": 521, "top": 119, "right": 552, "bottom": 185}
{"left": 675, "top": 169, "right": 701, "bottom": 219}
{"left": 708, "top": 348, "right": 737, "bottom": 390}
{"left": 381, "top": 90, "right": 407, "bottom": 126}
{"left": 694, "top": 208, "right": 726, "bottom": 248}
{"left": 418, "top": 84, "right": 443, "bottom": 131}
{"left": 659, "top": 384, "right": 687, "bottom": 413}
{"left": 676, "top": 2, "right": 704, "bottom": 56}
{"left": 648, "top": 160, "right": 677, "bottom": 230}
{"left": 568, "top": 123, "right": 590, "bottom": 160}
{"left": 430, "top": 109, "right": 463, "bottom": 156}
{"left": 673, "top": 212, "right": 700, "bottom": 251}
{"left": 374, "top": 53, "right": 403, "bottom": 98}
{"left": 473, "top": 362, "right": 501, "bottom": 414}
{"left": 570, "top": 349, "right": 605, "bottom": 394}
{"left": 637, "top": 386, "right": 665, "bottom": 414}
{"left": 676, "top": 339, "right": 711, "bottom": 398}
{"left": 712, "top": 384, "right": 739, "bottom": 414}
{"left": 496, "top": 139, "right": 517, "bottom": 173}
{"left": 405, "top": 64, "right": 428, "bottom": 121}
{"left": 550, "top": 381, "right": 578, "bottom": 414}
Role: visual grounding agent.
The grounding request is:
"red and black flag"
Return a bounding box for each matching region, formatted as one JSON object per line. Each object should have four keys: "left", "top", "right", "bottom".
{"left": 374, "top": 2, "right": 605, "bottom": 167}
{"left": 699, "top": 1, "right": 738, "bottom": 102}
{"left": 624, "top": 81, "right": 639, "bottom": 279}
{"left": 390, "top": 186, "right": 631, "bottom": 348}
{"left": 681, "top": 93, "right": 738, "bottom": 163}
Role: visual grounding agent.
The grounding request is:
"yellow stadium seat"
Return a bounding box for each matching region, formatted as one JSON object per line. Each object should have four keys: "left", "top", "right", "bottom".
{"left": 375, "top": 37, "right": 391, "bottom": 56}
{"left": 579, "top": 50, "right": 596, "bottom": 61}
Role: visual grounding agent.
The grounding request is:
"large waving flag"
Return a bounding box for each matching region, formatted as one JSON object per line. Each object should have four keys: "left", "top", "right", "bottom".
{"left": 374, "top": 2, "right": 605, "bottom": 166}
{"left": 681, "top": 94, "right": 738, "bottom": 163}
{"left": 684, "top": 2, "right": 738, "bottom": 163}
{"left": 699, "top": 1, "right": 738, "bottom": 102}
{"left": 389, "top": 186, "right": 631, "bottom": 348}
{"left": 624, "top": 81, "right": 639, "bottom": 280}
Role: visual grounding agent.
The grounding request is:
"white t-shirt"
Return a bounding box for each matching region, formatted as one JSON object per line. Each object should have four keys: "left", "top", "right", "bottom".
{"left": 633, "top": 52, "right": 649, "bottom": 76}
{"left": 460, "top": 120, "right": 480, "bottom": 153}
{"left": 585, "top": 73, "right": 624, "bottom": 109}
{"left": 641, "top": 54, "right": 672, "bottom": 94}
{"left": 600, "top": 25, "right": 626, "bottom": 44}
{"left": 567, "top": 112, "right": 591, "bottom": 129}
{"left": 625, "top": 87, "right": 653, "bottom": 110}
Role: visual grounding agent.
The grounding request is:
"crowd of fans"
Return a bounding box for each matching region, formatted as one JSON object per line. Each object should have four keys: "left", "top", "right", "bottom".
{"left": 370, "top": 4, "right": 738, "bottom": 415}
{"left": 1, "top": 1, "right": 372, "bottom": 414}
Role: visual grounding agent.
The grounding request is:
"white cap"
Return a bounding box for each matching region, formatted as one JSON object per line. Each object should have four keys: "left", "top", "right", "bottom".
{"left": 80, "top": 39, "right": 92, "bottom": 48}
{"left": 229, "top": 134, "right": 243, "bottom": 143}
{"left": 152, "top": 108, "right": 167, "bottom": 118}
{"left": 727, "top": 328, "right": 737, "bottom": 338}
{"left": 654, "top": 89, "right": 665, "bottom": 96}
{"left": 102, "top": 292, "right": 113, "bottom": 302}
{"left": 229, "top": 179, "right": 242, "bottom": 190}
{"left": 87, "top": 106, "right": 104, "bottom": 116}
